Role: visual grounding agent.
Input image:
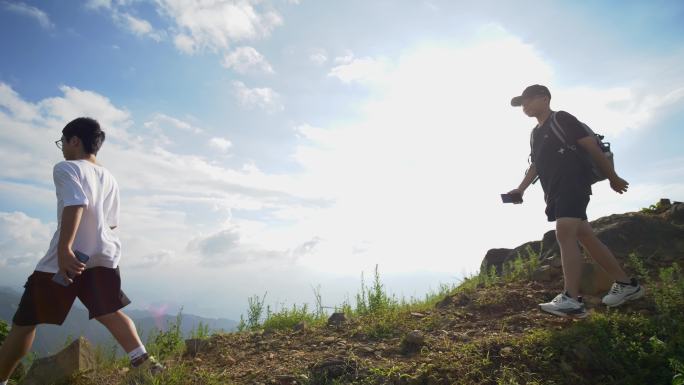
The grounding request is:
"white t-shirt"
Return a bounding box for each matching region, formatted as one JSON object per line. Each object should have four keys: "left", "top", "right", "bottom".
{"left": 35, "top": 160, "right": 122, "bottom": 273}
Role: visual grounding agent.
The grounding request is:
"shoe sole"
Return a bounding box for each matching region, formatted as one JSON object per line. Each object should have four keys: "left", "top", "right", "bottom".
{"left": 539, "top": 305, "right": 588, "bottom": 319}
{"left": 604, "top": 286, "right": 646, "bottom": 308}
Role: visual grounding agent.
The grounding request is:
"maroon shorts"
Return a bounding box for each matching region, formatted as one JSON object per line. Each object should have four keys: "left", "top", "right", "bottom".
{"left": 12, "top": 267, "right": 131, "bottom": 326}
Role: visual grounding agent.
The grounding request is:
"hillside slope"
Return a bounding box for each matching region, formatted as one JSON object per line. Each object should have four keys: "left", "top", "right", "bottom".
{"left": 10, "top": 200, "right": 684, "bottom": 385}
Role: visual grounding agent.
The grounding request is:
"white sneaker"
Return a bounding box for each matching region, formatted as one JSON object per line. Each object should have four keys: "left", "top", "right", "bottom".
{"left": 539, "top": 292, "right": 587, "bottom": 318}
{"left": 602, "top": 279, "right": 645, "bottom": 307}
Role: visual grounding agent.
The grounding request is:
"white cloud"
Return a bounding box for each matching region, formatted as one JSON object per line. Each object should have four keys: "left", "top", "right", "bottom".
{"left": 85, "top": 0, "right": 112, "bottom": 9}
{"left": 39, "top": 85, "right": 132, "bottom": 140}
{"left": 187, "top": 227, "right": 283, "bottom": 266}
{"left": 222, "top": 46, "right": 274, "bottom": 74}
{"left": 144, "top": 113, "right": 203, "bottom": 134}
{"left": 174, "top": 33, "right": 196, "bottom": 54}
{"left": 116, "top": 12, "right": 164, "bottom": 42}
{"left": 2, "top": 1, "right": 53, "bottom": 29}
{"left": 556, "top": 86, "right": 684, "bottom": 137}
{"left": 0, "top": 82, "right": 40, "bottom": 121}
{"left": 0, "top": 211, "right": 53, "bottom": 267}
{"left": 209, "top": 137, "right": 233, "bottom": 151}
{"left": 289, "top": 32, "right": 684, "bottom": 277}
{"left": 309, "top": 49, "right": 328, "bottom": 65}
{"left": 0, "top": 82, "right": 316, "bottom": 276}
{"left": 328, "top": 55, "right": 390, "bottom": 84}
{"left": 127, "top": 250, "right": 174, "bottom": 268}
{"left": 157, "top": 0, "right": 283, "bottom": 54}
{"left": 232, "top": 81, "right": 283, "bottom": 112}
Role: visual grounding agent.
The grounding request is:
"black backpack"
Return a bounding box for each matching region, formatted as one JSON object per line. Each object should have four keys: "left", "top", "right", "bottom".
{"left": 529, "top": 111, "right": 613, "bottom": 184}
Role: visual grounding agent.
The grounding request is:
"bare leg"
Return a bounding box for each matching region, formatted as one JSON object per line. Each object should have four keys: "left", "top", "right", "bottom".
{"left": 555, "top": 217, "right": 584, "bottom": 299}
{"left": 96, "top": 310, "right": 143, "bottom": 353}
{"left": 577, "top": 221, "right": 630, "bottom": 283}
{"left": 0, "top": 324, "right": 37, "bottom": 381}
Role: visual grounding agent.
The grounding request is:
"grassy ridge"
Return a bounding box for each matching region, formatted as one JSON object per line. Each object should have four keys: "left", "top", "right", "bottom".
{"left": 2, "top": 220, "right": 683, "bottom": 385}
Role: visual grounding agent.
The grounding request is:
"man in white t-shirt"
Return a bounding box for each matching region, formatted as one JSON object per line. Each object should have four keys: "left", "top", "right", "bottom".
{"left": 0, "top": 118, "right": 162, "bottom": 384}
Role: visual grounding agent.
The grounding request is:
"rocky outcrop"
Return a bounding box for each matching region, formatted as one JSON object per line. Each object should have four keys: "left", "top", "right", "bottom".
{"left": 21, "top": 337, "right": 95, "bottom": 385}
{"left": 481, "top": 199, "right": 684, "bottom": 294}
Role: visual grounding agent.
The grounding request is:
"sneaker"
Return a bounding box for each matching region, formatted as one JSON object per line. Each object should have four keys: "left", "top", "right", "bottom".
{"left": 539, "top": 292, "right": 587, "bottom": 318}
{"left": 127, "top": 354, "right": 165, "bottom": 384}
{"left": 602, "top": 278, "right": 645, "bottom": 307}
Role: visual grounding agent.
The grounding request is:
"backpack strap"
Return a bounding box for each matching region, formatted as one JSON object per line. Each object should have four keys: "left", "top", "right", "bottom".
{"left": 528, "top": 127, "right": 539, "bottom": 184}
{"left": 549, "top": 111, "right": 577, "bottom": 150}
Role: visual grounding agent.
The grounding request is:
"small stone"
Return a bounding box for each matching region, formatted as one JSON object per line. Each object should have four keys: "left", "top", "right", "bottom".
{"left": 293, "top": 321, "right": 308, "bottom": 332}
{"left": 500, "top": 347, "right": 513, "bottom": 357}
{"left": 327, "top": 312, "right": 348, "bottom": 327}
{"left": 410, "top": 312, "right": 426, "bottom": 318}
{"left": 358, "top": 346, "right": 375, "bottom": 355}
{"left": 544, "top": 254, "right": 563, "bottom": 269}
{"left": 275, "top": 375, "right": 298, "bottom": 385}
{"left": 435, "top": 296, "right": 453, "bottom": 308}
{"left": 405, "top": 330, "right": 425, "bottom": 345}
{"left": 532, "top": 265, "right": 561, "bottom": 282}
{"left": 223, "top": 354, "right": 236, "bottom": 365}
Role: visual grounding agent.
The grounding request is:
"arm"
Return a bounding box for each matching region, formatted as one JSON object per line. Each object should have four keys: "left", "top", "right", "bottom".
{"left": 577, "top": 136, "right": 628, "bottom": 194}
{"left": 506, "top": 164, "right": 536, "bottom": 204}
{"left": 517, "top": 164, "right": 537, "bottom": 193}
{"left": 58, "top": 205, "right": 87, "bottom": 280}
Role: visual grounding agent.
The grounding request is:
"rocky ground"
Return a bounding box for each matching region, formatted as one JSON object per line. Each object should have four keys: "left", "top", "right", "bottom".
{"left": 66, "top": 277, "right": 655, "bottom": 385}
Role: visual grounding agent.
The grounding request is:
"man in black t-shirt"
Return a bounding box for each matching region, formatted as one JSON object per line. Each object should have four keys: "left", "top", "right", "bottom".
{"left": 508, "top": 85, "right": 644, "bottom": 318}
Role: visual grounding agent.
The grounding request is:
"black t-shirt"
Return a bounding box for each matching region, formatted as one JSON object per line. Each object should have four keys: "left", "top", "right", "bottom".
{"left": 530, "top": 111, "right": 592, "bottom": 202}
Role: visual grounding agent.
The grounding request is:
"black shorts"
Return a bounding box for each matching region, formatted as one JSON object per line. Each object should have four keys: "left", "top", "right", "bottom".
{"left": 12, "top": 267, "right": 131, "bottom": 326}
{"left": 545, "top": 193, "right": 590, "bottom": 222}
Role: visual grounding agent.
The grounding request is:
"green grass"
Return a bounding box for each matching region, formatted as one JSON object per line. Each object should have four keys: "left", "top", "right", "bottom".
{"left": 236, "top": 264, "right": 458, "bottom": 337}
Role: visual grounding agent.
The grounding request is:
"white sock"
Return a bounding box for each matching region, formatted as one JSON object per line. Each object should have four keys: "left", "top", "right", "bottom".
{"left": 128, "top": 345, "right": 148, "bottom": 362}
{"left": 1, "top": 380, "right": 8, "bottom": 385}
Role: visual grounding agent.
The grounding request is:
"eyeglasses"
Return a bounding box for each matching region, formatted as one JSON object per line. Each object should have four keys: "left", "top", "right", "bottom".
{"left": 55, "top": 138, "right": 64, "bottom": 149}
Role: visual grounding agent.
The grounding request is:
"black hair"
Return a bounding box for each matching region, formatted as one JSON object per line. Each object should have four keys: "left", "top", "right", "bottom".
{"left": 62, "top": 117, "right": 106, "bottom": 155}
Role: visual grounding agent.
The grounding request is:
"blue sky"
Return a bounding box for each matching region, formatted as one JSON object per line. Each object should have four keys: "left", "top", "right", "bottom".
{"left": 1, "top": 0, "right": 683, "bottom": 320}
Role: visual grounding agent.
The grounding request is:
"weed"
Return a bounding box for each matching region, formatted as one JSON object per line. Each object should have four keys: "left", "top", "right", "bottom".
{"left": 146, "top": 309, "right": 184, "bottom": 360}
{"left": 247, "top": 292, "right": 268, "bottom": 330}
{"left": 189, "top": 321, "right": 211, "bottom": 340}
{"left": 653, "top": 263, "right": 684, "bottom": 318}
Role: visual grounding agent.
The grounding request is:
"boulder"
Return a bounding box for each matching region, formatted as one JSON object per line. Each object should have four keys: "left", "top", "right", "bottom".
{"left": 589, "top": 213, "right": 684, "bottom": 270}
{"left": 21, "top": 337, "right": 95, "bottom": 385}
{"left": 481, "top": 201, "right": 684, "bottom": 281}
{"left": 669, "top": 202, "right": 684, "bottom": 224}
{"left": 480, "top": 248, "right": 514, "bottom": 273}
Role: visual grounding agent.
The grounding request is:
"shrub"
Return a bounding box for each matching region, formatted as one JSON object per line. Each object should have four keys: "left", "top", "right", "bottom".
{"left": 146, "top": 310, "right": 185, "bottom": 360}
{"left": 0, "top": 318, "right": 9, "bottom": 344}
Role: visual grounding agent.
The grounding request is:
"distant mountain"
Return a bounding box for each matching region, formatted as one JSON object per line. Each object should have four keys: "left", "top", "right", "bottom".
{"left": 0, "top": 286, "right": 237, "bottom": 357}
